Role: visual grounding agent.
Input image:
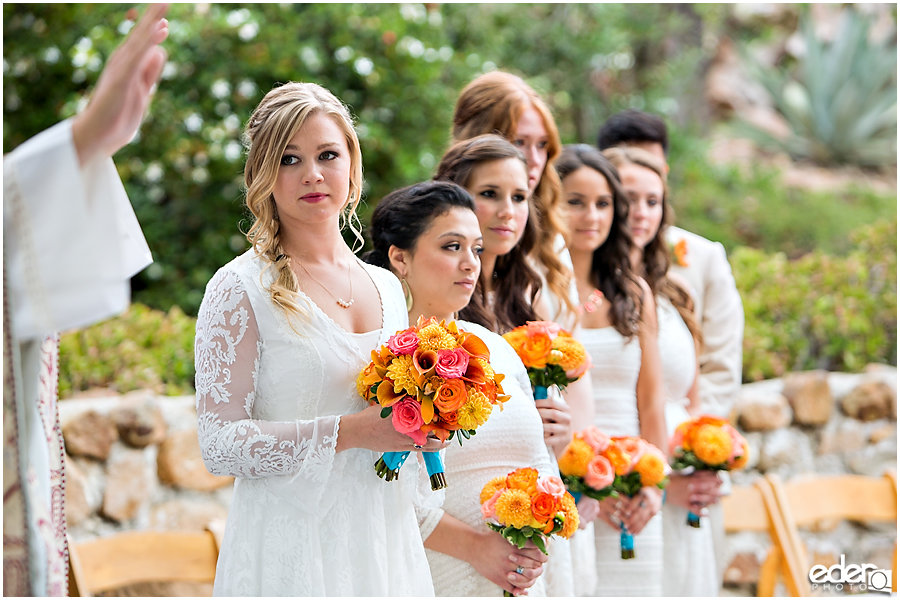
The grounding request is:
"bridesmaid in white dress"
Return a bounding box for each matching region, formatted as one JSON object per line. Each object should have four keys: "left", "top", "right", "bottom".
{"left": 557, "top": 145, "right": 668, "bottom": 596}
{"left": 605, "top": 146, "right": 721, "bottom": 595}
{"left": 194, "top": 82, "right": 445, "bottom": 596}
{"left": 363, "top": 180, "right": 555, "bottom": 596}
{"left": 433, "top": 135, "right": 586, "bottom": 596}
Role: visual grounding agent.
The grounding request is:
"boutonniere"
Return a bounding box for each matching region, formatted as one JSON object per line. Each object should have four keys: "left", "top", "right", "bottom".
{"left": 668, "top": 238, "right": 689, "bottom": 267}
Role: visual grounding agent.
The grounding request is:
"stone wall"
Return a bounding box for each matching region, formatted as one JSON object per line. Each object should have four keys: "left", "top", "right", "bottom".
{"left": 60, "top": 365, "right": 897, "bottom": 596}
{"left": 721, "top": 364, "right": 897, "bottom": 596}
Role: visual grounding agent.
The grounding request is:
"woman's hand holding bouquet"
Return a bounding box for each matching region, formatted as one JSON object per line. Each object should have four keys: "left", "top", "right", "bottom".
{"left": 669, "top": 415, "right": 749, "bottom": 527}
{"left": 557, "top": 427, "right": 669, "bottom": 559}
{"left": 480, "top": 468, "right": 580, "bottom": 596}
{"left": 357, "top": 316, "right": 508, "bottom": 490}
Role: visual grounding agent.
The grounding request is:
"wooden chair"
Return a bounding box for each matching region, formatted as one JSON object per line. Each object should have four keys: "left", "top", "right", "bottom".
{"left": 767, "top": 471, "right": 898, "bottom": 594}
{"left": 722, "top": 478, "right": 810, "bottom": 596}
{"left": 68, "top": 528, "right": 220, "bottom": 597}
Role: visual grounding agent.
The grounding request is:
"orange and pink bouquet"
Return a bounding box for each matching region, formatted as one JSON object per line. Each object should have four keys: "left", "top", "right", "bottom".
{"left": 558, "top": 427, "right": 669, "bottom": 559}
{"left": 357, "top": 316, "right": 509, "bottom": 490}
{"left": 670, "top": 415, "right": 749, "bottom": 527}
{"left": 480, "top": 468, "right": 579, "bottom": 560}
{"left": 502, "top": 321, "right": 591, "bottom": 401}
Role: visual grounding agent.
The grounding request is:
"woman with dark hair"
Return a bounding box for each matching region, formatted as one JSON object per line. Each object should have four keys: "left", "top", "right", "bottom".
{"left": 364, "top": 180, "right": 559, "bottom": 597}
{"left": 557, "top": 144, "right": 667, "bottom": 596}
{"left": 434, "top": 134, "right": 582, "bottom": 597}
{"left": 603, "top": 146, "right": 719, "bottom": 596}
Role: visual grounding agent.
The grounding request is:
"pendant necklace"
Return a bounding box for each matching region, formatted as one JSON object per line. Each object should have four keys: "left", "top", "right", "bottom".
{"left": 295, "top": 259, "right": 355, "bottom": 309}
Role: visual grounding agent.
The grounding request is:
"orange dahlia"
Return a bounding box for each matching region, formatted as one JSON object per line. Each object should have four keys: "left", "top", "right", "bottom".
{"left": 495, "top": 489, "right": 533, "bottom": 528}
{"left": 506, "top": 467, "right": 539, "bottom": 496}
{"left": 634, "top": 451, "right": 667, "bottom": 487}
{"left": 558, "top": 492, "right": 580, "bottom": 538}
{"left": 558, "top": 438, "right": 594, "bottom": 478}
{"left": 480, "top": 476, "right": 508, "bottom": 504}
{"left": 692, "top": 424, "right": 732, "bottom": 465}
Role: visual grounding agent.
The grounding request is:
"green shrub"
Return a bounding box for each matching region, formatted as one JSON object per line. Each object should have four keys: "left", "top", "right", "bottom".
{"left": 58, "top": 303, "right": 196, "bottom": 398}
{"left": 734, "top": 217, "right": 897, "bottom": 381}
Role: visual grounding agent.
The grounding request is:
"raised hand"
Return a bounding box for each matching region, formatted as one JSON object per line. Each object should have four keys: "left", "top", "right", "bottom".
{"left": 72, "top": 3, "right": 170, "bottom": 166}
{"left": 535, "top": 394, "right": 572, "bottom": 451}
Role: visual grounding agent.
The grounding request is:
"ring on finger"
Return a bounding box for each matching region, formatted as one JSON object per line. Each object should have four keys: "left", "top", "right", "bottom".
{"left": 639, "top": 499, "right": 646, "bottom": 508}
{"left": 413, "top": 444, "right": 423, "bottom": 449}
{"left": 515, "top": 566, "right": 524, "bottom": 575}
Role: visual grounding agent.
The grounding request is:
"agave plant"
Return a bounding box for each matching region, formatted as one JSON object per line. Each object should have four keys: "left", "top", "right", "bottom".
{"left": 739, "top": 8, "right": 897, "bottom": 167}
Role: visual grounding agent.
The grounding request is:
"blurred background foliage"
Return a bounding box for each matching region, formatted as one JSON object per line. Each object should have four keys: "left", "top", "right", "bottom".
{"left": 3, "top": 3, "right": 895, "bottom": 394}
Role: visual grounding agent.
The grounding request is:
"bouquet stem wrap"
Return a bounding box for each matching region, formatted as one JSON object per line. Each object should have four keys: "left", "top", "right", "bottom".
{"left": 534, "top": 385, "right": 548, "bottom": 401}
{"left": 686, "top": 510, "right": 701, "bottom": 528}
{"left": 620, "top": 522, "right": 635, "bottom": 559}
{"left": 374, "top": 451, "right": 446, "bottom": 490}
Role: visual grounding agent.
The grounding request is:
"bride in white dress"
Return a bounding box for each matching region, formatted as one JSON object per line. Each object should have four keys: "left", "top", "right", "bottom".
{"left": 605, "top": 146, "right": 720, "bottom": 596}
{"left": 194, "top": 82, "right": 444, "bottom": 596}
{"left": 363, "top": 180, "right": 558, "bottom": 597}
{"left": 557, "top": 145, "right": 668, "bottom": 596}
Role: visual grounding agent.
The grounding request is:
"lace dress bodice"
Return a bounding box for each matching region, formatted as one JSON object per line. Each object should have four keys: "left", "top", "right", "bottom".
{"left": 581, "top": 325, "right": 663, "bottom": 596}
{"left": 657, "top": 295, "right": 718, "bottom": 596}
{"left": 417, "top": 321, "right": 554, "bottom": 597}
{"left": 194, "top": 250, "right": 435, "bottom": 596}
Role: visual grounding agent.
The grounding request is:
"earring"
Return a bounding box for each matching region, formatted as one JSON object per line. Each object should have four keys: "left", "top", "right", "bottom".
{"left": 401, "top": 278, "right": 413, "bottom": 312}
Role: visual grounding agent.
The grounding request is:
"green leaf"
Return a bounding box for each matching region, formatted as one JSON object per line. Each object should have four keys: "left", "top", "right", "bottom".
{"left": 532, "top": 534, "right": 548, "bottom": 555}
{"left": 380, "top": 406, "right": 392, "bottom": 419}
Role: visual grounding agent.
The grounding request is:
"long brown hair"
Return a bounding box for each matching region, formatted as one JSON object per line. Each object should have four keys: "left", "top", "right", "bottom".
{"left": 452, "top": 71, "right": 576, "bottom": 323}
{"left": 555, "top": 144, "right": 642, "bottom": 338}
{"left": 602, "top": 146, "right": 702, "bottom": 345}
{"left": 434, "top": 134, "right": 541, "bottom": 333}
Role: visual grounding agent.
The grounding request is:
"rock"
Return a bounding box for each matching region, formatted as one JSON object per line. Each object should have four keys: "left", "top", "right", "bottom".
{"left": 847, "top": 437, "right": 898, "bottom": 477}
{"left": 841, "top": 381, "right": 894, "bottom": 422}
{"left": 735, "top": 389, "right": 792, "bottom": 432}
{"left": 62, "top": 411, "right": 118, "bottom": 460}
{"left": 63, "top": 458, "right": 92, "bottom": 527}
{"left": 817, "top": 418, "right": 867, "bottom": 455}
{"left": 157, "top": 430, "right": 233, "bottom": 492}
{"left": 149, "top": 500, "right": 228, "bottom": 531}
{"left": 868, "top": 422, "right": 896, "bottom": 445}
{"left": 724, "top": 552, "right": 760, "bottom": 586}
{"left": 68, "top": 387, "right": 119, "bottom": 399}
{"left": 101, "top": 448, "right": 153, "bottom": 522}
{"left": 758, "top": 428, "right": 813, "bottom": 473}
{"left": 110, "top": 402, "right": 167, "bottom": 448}
{"left": 828, "top": 372, "right": 866, "bottom": 401}
{"left": 782, "top": 370, "right": 833, "bottom": 426}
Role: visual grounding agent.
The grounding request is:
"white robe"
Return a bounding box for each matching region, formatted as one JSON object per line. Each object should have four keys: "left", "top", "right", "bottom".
{"left": 2, "top": 118, "right": 152, "bottom": 595}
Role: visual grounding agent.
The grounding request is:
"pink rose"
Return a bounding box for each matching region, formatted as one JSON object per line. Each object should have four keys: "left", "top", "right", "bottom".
{"left": 536, "top": 475, "right": 567, "bottom": 499}
{"left": 579, "top": 426, "right": 610, "bottom": 454}
{"left": 388, "top": 330, "right": 419, "bottom": 355}
{"left": 583, "top": 455, "right": 615, "bottom": 490}
{"left": 391, "top": 397, "right": 426, "bottom": 445}
{"left": 434, "top": 348, "right": 470, "bottom": 379}
{"left": 724, "top": 425, "right": 746, "bottom": 461}
{"left": 481, "top": 489, "right": 503, "bottom": 521}
{"left": 525, "top": 320, "right": 561, "bottom": 338}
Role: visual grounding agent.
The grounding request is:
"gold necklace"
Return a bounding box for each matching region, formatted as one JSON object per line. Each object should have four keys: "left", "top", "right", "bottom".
{"left": 294, "top": 258, "right": 355, "bottom": 309}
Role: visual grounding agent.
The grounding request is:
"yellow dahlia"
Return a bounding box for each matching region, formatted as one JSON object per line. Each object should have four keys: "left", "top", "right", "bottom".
{"left": 558, "top": 492, "right": 580, "bottom": 538}
{"left": 634, "top": 451, "right": 667, "bottom": 487}
{"left": 457, "top": 389, "right": 493, "bottom": 430}
{"left": 480, "top": 476, "right": 508, "bottom": 504}
{"left": 552, "top": 336, "right": 589, "bottom": 372}
{"left": 495, "top": 489, "right": 533, "bottom": 528}
{"left": 475, "top": 357, "right": 496, "bottom": 381}
{"left": 557, "top": 438, "right": 594, "bottom": 478}
{"left": 417, "top": 324, "right": 458, "bottom": 352}
{"left": 386, "top": 354, "right": 418, "bottom": 397}
{"left": 692, "top": 424, "right": 732, "bottom": 465}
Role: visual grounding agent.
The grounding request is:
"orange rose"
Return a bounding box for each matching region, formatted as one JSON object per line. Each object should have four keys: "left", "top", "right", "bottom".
{"left": 604, "top": 442, "right": 634, "bottom": 476}
{"left": 531, "top": 492, "right": 558, "bottom": 526}
{"left": 506, "top": 467, "right": 539, "bottom": 496}
{"left": 520, "top": 332, "right": 552, "bottom": 368}
{"left": 433, "top": 379, "right": 467, "bottom": 413}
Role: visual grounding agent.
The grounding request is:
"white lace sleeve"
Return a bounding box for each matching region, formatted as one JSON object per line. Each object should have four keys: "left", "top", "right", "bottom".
{"left": 195, "top": 268, "right": 339, "bottom": 479}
